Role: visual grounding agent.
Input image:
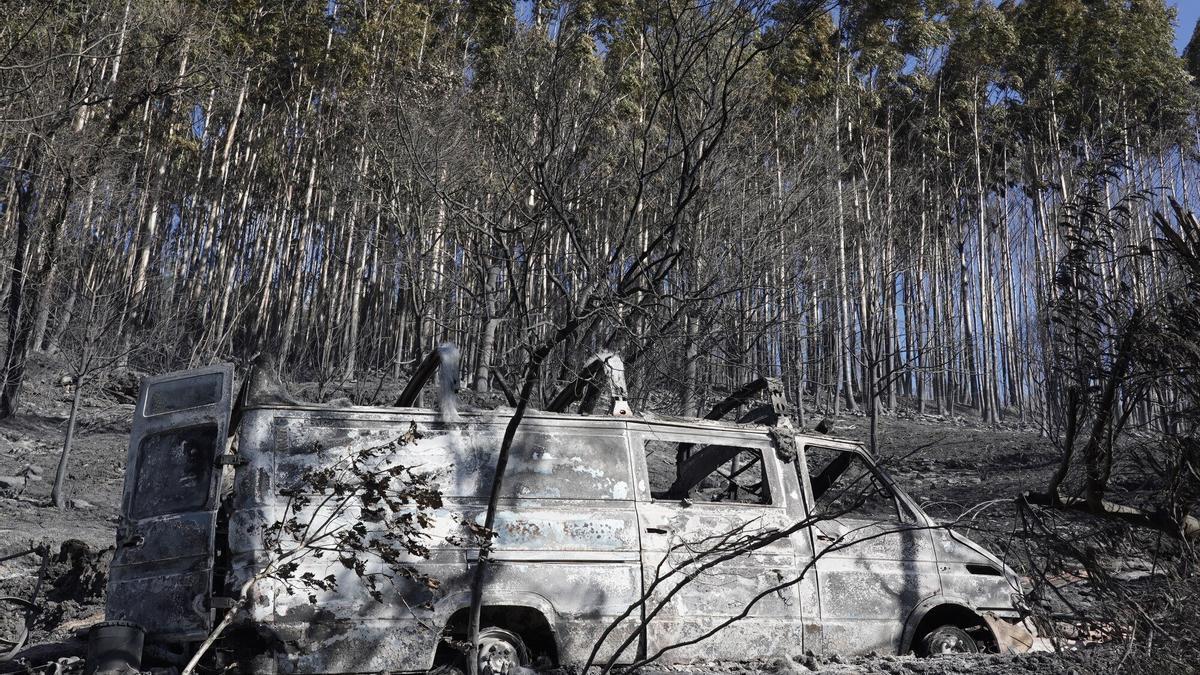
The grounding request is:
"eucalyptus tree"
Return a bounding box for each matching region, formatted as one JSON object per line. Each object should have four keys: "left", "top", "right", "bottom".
{"left": 0, "top": 1, "right": 213, "bottom": 416}
{"left": 0, "top": 0, "right": 1197, "bottom": 473}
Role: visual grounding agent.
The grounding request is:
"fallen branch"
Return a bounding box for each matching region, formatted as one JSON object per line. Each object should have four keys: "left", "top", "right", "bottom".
{"left": 1022, "top": 492, "right": 1200, "bottom": 540}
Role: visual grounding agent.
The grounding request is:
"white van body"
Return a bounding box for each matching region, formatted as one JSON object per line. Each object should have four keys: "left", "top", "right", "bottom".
{"left": 103, "top": 365, "right": 1034, "bottom": 673}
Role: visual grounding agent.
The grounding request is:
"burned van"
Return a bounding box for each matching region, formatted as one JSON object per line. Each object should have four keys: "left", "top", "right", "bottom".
{"left": 97, "top": 354, "right": 1038, "bottom": 674}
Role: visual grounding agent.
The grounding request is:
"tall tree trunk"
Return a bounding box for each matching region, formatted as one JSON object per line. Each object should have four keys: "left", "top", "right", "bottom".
{"left": 0, "top": 146, "right": 39, "bottom": 419}
{"left": 474, "top": 264, "right": 502, "bottom": 394}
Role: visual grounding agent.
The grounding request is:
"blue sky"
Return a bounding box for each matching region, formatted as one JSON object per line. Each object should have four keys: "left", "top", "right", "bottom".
{"left": 1172, "top": 1, "right": 1199, "bottom": 53}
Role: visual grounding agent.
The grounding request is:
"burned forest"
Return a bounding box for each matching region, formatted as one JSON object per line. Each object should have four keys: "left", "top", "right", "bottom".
{"left": 2, "top": 1, "right": 1200, "bottom": 674}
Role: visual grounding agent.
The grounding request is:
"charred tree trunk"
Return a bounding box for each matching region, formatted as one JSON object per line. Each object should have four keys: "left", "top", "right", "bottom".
{"left": 1, "top": 148, "right": 41, "bottom": 419}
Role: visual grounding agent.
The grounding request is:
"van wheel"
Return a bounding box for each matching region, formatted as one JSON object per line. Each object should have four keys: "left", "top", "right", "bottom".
{"left": 919, "top": 625, "right": 979, "bottom": 655}
{"left": 477, "top": 627, "right": 530, "bottom": 674}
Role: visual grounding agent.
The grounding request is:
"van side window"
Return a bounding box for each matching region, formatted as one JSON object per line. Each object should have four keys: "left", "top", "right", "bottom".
{"left": 644, "top": 435, "right": 771, "bottom": 505}
{"left": 802, "top": 447, "right": 899, "bottom": 522}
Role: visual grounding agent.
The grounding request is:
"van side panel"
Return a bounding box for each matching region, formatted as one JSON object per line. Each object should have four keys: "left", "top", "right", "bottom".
{"left": 794, "top": 440, "right": 944, "bottom": 655}
{"left": 228, "top": 409, "right": 641, "bottom": 673}
{"left": 627, "top": 423, "right": 812, "bottom": 663}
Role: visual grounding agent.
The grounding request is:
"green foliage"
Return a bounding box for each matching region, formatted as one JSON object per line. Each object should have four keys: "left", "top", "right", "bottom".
{"left": 765, "top": 10, "right": 838, "bottom": 110}
{"left": 1007, "top": 0, "right": 1194, "bottom": 145}
{"left": 1187, "top": 18, "right": 1200, "bottom": 85}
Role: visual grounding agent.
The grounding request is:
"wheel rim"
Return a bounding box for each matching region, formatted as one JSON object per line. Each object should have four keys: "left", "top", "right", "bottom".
{"left": 928, "top": 629, "right": 976, "bottom": 654}
{"left": 477, "top": 630, "right": 527, "bottom": 675}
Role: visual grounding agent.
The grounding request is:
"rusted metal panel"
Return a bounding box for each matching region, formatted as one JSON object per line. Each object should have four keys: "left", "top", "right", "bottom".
{"left": 932, "top": 529, "right": 1024, "bottom": 623}
{"left": 982, "top": 612, "right": 1047, "bottom": 654}
{"left": 812, "top": 527, "right": 943, "bottom": 654}
{"left": 794, "top": 440, "right": 945, "bottom": 655}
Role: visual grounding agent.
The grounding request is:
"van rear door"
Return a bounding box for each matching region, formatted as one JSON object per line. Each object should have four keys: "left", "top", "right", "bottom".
{"left": 105, "top": 364, "right": 234, "bottom": 639}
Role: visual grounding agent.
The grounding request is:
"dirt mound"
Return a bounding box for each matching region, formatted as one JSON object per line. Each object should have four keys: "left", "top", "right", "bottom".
{"left": 39, "top": 540, "right": 111, "bottom": 637}
{"left": 0, "top": 540, "right": 110, "bottom": 650}
{"left": 9, "top": 351, "right": 139, "bottom": 426}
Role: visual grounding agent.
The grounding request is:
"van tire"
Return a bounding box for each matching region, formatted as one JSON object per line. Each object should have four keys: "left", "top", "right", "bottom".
{"left": 476, "top": 627, "right": 530, "bottom": 674}
{"left": 918, "top": 625, "right": 979, "bottom": 656}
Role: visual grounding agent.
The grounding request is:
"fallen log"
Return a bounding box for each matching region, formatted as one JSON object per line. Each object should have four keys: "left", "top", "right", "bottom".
{"left": 1022, "top": 491, "right": 1200, "bottom": 540}
{"left": 0, "top": 638, "right": 86, "bottom": 674}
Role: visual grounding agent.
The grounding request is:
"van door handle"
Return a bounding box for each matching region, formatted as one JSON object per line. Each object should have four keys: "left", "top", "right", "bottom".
{"left": 645, "top": 527, "right": 668, "bottom": 535}
{"left": 815, "top": 533, "right": 835, "bottom": 543}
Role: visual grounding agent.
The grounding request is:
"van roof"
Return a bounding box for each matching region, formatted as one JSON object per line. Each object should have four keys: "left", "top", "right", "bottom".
{"left": 241, "top": 402, "right": 781, "bottom": 434}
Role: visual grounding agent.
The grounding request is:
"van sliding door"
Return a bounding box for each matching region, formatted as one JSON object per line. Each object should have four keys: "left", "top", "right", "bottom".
{"left": 630, "top": 424, "right": 807, "bottom": 662}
